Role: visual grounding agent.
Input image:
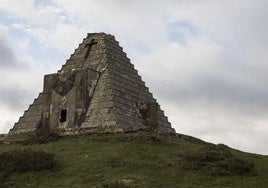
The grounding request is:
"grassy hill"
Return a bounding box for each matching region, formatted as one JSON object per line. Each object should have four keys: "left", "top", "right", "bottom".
{"left": 0, "top": 131, "right": 267, "bottom": 187}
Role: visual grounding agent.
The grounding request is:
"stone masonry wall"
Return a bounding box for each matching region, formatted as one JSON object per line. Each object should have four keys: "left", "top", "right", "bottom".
{"left": 9, "top": 93, "right": 43, "bottom": 134}
{"left": 9, "top": 33, "right": 175, "bottom": 135}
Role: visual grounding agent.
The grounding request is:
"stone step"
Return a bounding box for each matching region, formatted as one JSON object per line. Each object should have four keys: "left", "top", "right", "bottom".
{"left": 12, "top": 122, "right": 38, "bottom": 130}
{"left": 108, "top": 68, "right": 144, "bottom": 87}
{"left": 105, "top": 80, "right": 154, "bottom": 102}
{"left": 18, "top": 115, "right": 41, "bottom": 123}
{"left": 107, "top": 60, "right": 142, "bottom": 80}
{"left": 106, "top": 73, "right": 151, "bottom": 95}
{"left": 26, "top": 104, "right": 43, "bottom": 112}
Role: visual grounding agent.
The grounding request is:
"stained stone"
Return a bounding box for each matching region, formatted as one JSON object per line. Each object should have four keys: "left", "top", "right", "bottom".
{"left": 9, "top": 33, "right": 175, "bottom": 135}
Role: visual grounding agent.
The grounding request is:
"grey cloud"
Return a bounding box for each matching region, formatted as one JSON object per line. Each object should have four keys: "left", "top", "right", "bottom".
{"left": 151, "top": 72, "right": 268, "bottom": 154}
{"left": 0, "top": 40, "right": 16, "bottom": 67}
{"left": 0, "top": 33, "right": 26, "bottom": 70}
{"left": 0, "top": 86, "right": 33, "bottom": 111}
{"left": 154, "top": 72, "right": 268, "bottom": 117}
{"left": 194, "top": 75, "right": 268, "bottom": 107}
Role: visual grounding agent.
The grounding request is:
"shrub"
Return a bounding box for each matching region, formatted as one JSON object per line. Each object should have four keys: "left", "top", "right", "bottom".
{"left": 24, "top": 125, "right": 60, "bottom": 145}
{"left": 0, "top": 149, "right": 56, "bottom": 180}
{"left": 182, "top": 144, "right": 255, "bottom": 176}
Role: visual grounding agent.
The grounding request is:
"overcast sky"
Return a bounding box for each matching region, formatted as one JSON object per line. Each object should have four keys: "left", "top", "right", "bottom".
{"left": 0, "top": 0, "right": 268, "bottom": 154}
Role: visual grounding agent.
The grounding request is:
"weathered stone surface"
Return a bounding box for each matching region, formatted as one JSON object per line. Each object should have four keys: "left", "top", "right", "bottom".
{"left": 119, "top": 178, "right": 137, "bottom": 186}
{"left": 0, "top": 134, "right": 7, "bottom": 141}
{"left": 9, "top": 33, "right": 175, "bottom": 135}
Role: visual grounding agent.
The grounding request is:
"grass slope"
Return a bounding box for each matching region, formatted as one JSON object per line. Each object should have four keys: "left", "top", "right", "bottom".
{"left": 0, "top": 132, "right": 267, "bottom": 187}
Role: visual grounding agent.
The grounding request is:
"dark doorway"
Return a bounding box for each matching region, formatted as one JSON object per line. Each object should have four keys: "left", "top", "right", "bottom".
{"left": 60, "top": 109, "right": 67, "bottom": 123}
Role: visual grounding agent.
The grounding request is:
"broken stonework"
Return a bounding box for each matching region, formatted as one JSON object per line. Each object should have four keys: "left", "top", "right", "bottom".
{"left": 9, "top": 33, "right": 175, "bottom": 135}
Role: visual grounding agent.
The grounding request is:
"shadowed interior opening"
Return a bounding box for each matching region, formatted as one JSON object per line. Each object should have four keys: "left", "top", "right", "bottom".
{"left": 60, "top": 109, "right": 67, "bottom": 123}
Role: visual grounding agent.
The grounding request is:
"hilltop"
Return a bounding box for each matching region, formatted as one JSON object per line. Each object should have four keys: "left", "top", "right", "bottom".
{"left": 0, "top": 131, "right": 267, "bottom": 187}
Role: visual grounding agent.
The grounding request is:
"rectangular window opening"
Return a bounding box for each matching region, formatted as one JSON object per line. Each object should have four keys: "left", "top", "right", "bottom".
{"left": 60, "top": 109, "right": 67, "bottom": 123}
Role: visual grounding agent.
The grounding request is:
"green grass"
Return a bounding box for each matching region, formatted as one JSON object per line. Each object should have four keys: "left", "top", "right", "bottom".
{"left": 0, "top": 132, "right": 267, "bottom": 187}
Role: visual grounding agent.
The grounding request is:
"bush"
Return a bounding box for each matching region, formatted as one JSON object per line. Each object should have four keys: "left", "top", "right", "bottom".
{"left": 24, "top": 125, "right": 61, "bottom": 145}
{"left": 25, "top": 131, "right": 60, "bottom": 144}
{"left": 0, "top": 149, "right": 56, "bottom": 180}
{"left": 182, "top": 144, "right": 255, "bottom": 176}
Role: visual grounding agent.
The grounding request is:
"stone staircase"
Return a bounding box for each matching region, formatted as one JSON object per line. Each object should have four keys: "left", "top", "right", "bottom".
{"left": 9, "top": 93, "right": 43, "bottom": 134}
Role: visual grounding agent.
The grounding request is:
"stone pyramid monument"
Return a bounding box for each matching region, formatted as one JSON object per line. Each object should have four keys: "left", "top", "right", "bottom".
{"left": 9, "top": 33, "right": 175, "bottom": 135}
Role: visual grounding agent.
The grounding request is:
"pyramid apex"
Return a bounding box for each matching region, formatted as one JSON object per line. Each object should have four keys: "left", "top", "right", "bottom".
{"left": 86, "top": 32, "right": 115, "bottom": 39}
